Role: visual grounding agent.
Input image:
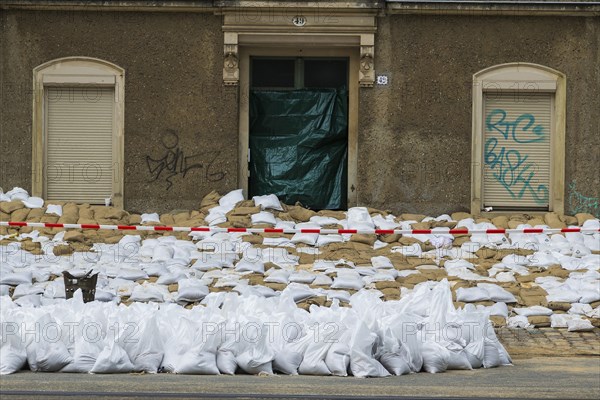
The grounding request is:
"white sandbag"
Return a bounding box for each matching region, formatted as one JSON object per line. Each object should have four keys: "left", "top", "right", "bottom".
{"left": 14, "top": 294, "right": 42, "bottom": 308}
{"left": 5, "top": 187, "right": 29, "bottom": 201}
{"left": 571, "top": 243, "right": 592, "bottom": 258}
{"left": 331, "top": 276, "right": 364, "bottom": 291}
{"left": 324, "top": 342, "right": 351, "bottom": 377}
{"left": 456, "top": 287, "right": 490, "bottom": 302}
{"left": 482, "top": 340, "right": 501, "bottom": 368}
{"left": 140, "top": 213, "right": 160, "bottom": 224}
{"left": 129, "top": 285, "right": 164, "bottom": 303}
{"left": 45, "top": 204, "right": 63, "bottom": 216}
{"left": 298, "top": 337, "right": 332, "bottom": 376}
{"left": 291, "top": 223, "right": 320, "bottom": 246}
{"left": 0, "top": 271, "right": 33, "bottom": 286}
{"left": 22, "top": 196, "right": 44, "bottom": 209}
{"left": 513, "top": 306, "right": 553, "bottom": 317}
{"left": 152, "top": 245, "right": 174, "bottom": 261}
{"left": 205, "top": 208, "right": 227, "bottom": 225}
{"left": 12, "top": 283, "right": 44, "bottom": 300}
{"left": 316, "top": 234, "right": 344, "bottom": 247}
{"left": 579, "top": 290, "right": 600, "bottom": 304}
{"left": 568, "top": 303, "right": 593, "bottom": 315}
{"left": 0, "top": 285, "right": 9, "bottom": 296}
{"left": 347, "top": 320, "right": 390, "bottom": 378}
{"left": 251, "top": 211, "right": 277, "bottom": 226}
{"left": 90, "top": 343, "right": 134, "bottom": 374}
{"left": 273, "top": 329, "right": 310, "bottom": 375}
{"left": 26, "top": 316, "right": 73, "bottom": 372}
{"left": 550, "top": 313, "right": 580, "bottom": 328}
{"left": 421, "top": 342, "right": 449, "bottom": 374}
{"left": 288, "top": 271, "right": 316, "bottom": 284}
{"left": 116, "top": 312, "right": 163, "bottom": 374}
{"left": 477, "top": 283, "right": 517, "bottom": 303}
{"left": 234, "top": 259, "right": 264, "bottom": 274}
{"left": 176, "top": 279, "right": 209, "bottom": 302}
{"left": 264, "top": 269, "right": 290, "bottom": 284}
{"left": 371, "top": 256, "right": 393, "bottom": 269}
{"left": 236, "top": 324, "right": 275, "bottom": 375}
{"left": 309, "top": 274, "right": 331, "bottom": 287}
{"left": 61, "top": 319, "right": 104, "bottom": 373}
{"left": 566, "top": 318, "right": 594, "bottom": 332}
{"left": 546, "top": 289, "right": 581, "bottom": 303}
{"left": 252, "top": 194, "right": 283, "bottom": 211}
{"left": 377, "top": 327, "right": 411, "bottom": 376}
{"left": 347, "top": 207, "right": 374, "bottom": 230}
{"left": 487, "top": 302, "right": 509, "bottom": 318}
{"left": 156, "top": 272, "right": 185, "bottom": 285}
{"left": 446, "top": 349, "right": 473, "bottom": 370}
{"left": 219, "top": 189, "right": 244, "bottom": 210}
{"left": 117, "top": 268, "right": 148, "bottom": 281}
{"left": 507, "top": 316, "right": 532, "bottom": 329}
{"left": 216, "top": 349, "right": 237, "bottom": 375}
{"left": 0, "top": 328, "right": 27, "bottom": 375}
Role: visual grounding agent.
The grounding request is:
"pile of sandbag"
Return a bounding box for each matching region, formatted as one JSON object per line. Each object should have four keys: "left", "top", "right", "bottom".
{"left": 1, "top": 187, "right": 599, "bottom": 332}
{"left": 0, "top": 279, "right": 511, "bottom": 375}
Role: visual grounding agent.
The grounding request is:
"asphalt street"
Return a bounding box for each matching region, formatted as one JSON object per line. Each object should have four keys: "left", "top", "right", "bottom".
{"left": 1, "top": 357, "right": 599, "bottom": 400}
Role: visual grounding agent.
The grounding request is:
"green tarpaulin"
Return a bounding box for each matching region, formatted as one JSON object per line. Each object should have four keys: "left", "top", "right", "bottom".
{"left": 249, "top": 88, "right": 348, "bottom": 209}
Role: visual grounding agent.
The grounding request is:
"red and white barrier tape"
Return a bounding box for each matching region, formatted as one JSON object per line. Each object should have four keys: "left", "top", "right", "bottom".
{"left": 1, "top": 221, "right": 599, "bottom": 236}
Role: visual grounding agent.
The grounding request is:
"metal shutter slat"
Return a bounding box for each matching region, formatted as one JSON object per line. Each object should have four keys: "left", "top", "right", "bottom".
{"left": 46, "top": 87, "right": 114, "bottom": 204}
{"left": 483, "top": 93, "right": 552, "bottom": 210}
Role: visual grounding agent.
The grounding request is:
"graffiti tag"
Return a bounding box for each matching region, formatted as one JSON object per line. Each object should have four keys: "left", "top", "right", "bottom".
{"left": 568, "top": 180, "right": 600, "bottom": 217}
{"left": 484, "top": 109, "right": 549, "bottom": 204}
{"left": 146, "top": 130, "right": 226, "bottom": 190}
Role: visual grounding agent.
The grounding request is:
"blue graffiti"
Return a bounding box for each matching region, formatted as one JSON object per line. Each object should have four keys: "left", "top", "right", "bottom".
{"left": 484, "top": 110, "right": 549, "bottom": 205}
{"left": 568, "top": 180, "right": 600, "bottom": 217}
{"left": 486, "top": 109, "right": 545, "bottom": 143}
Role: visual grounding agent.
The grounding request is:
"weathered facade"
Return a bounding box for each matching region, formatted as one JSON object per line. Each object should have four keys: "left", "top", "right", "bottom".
{"left": 1, "top": 1, "right": 598, "bottom": 216}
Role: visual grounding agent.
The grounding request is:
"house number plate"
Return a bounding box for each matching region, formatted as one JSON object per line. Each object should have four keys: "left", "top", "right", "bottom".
{"left": 292, "top": 16, "right": 306, "bottom": 26}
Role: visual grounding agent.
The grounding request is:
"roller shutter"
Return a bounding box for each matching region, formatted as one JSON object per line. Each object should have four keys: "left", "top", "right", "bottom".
{"left": 45, "top": 87, "right": 114, "bottom": 204}
{"left": 483, "top": 92, "right": 552, "bottom": 210}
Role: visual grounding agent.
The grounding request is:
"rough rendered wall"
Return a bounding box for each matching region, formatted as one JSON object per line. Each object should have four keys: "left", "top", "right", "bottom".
{"left": 359, "top": 14, "right": 599, "bottom": 216}
{"left": 0, "top": 10, "right": 238, "bottom": 213}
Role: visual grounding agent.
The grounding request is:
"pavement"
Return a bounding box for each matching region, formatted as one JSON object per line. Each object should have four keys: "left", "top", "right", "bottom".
{"left": 1, "top": 357, "right": 599, "bottom": 400}
{"left": 496, "top": 327, "right": 600, "bottom": 357}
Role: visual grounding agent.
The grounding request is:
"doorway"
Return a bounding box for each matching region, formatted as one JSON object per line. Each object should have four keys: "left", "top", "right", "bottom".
{"left": 239, "top": 47, "right": 359, "bottom": 210}
{"left": 247, "top": 56, "right": 349, "bottom": 209}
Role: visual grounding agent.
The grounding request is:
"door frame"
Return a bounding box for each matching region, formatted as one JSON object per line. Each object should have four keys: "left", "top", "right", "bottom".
{"left": 239, "top": 47, "right": 359, "bottom": 207}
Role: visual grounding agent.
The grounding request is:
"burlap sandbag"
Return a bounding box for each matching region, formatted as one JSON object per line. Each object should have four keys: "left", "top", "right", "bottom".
{"left": 527, "top": 315, "right": 551, "bottom": 327}
{"left": 491, "top": 216, "right": 509, "bottom": 229}
{"left": 64, "top": 230, "right": 85, "bottom": 243}
{"left": 559, "top": 215, "right": 578, "bottom": 226}
{"left": 79, "top": 206, "right": 94, "bottom": 220}
{"left": 0, "top": 201, "right": 24, "bottom": 214}
{"left": 287, "top": 206, "right": 316, "bottom": 222}
{"left": 199, "top": 190, "right": 221, "bottom": 211}
{"left": 317, "top": 210, "right": 346, "bottom": 219}
{"left": 400, "top": 213, "right": 426, "bottom": 222}
{"left": 229, "top": 207, "right": 260, "bottom": 216}
{"left": 349, "top": 234, "right": 376, "bottom": 246}
{"left": 450, "top": 212, "right": 472, "bottom": 221}
{"left": 53, "top": 244, "right": 74, "bottom": 256}
{"left": 26, "top": 208, "right": 46, "bottom": 222}
{"left": 575, "top": 213, "right": 596, "bottom": 225}
{"left": 10, "top": 208, "right": 30, "bottom": 222}
{"left": 544, "top": 212, "right": 566, "bottom": 229}
{"left": 159, "top": 213, "right": 175, "bottom": 226}
{"left": 375, "top": 281, "right": 401, "bottom": 290}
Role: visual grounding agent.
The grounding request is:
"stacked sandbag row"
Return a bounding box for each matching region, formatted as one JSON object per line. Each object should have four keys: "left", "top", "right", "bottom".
{"left": 1, "top": 187, "right": 599, "bottom": 332}
{"left": 0, "top": 279, "right": 511, "bottom": 376}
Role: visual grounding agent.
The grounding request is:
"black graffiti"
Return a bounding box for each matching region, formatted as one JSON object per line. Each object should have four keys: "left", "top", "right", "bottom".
{"left": 146, "top": 130, "right": 226, "bottom": 190}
